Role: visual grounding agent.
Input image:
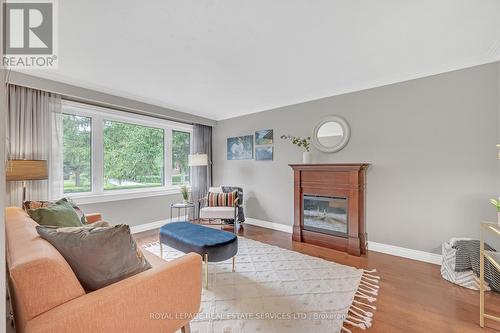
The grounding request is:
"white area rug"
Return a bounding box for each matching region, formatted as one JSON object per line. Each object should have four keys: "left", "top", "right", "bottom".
{"left": 143, "top": 237, "right": 379, "bottom": 333}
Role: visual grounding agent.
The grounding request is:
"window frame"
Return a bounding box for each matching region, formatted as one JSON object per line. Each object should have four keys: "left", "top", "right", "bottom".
{"left": 62, "top": 100, "right": 193, "bottom": 204}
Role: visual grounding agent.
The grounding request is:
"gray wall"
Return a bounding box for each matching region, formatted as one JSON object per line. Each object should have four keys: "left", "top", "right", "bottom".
{"left": 213, "top": 62, "right": 500, "bottom": 253}
{"left": 78, "top": 193, "right": 184, "bottom": 227}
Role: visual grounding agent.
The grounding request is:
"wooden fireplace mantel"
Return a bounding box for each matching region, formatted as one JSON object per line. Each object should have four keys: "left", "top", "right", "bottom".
{"left": 289, "top": 163, "right": 369, "bottom": 256}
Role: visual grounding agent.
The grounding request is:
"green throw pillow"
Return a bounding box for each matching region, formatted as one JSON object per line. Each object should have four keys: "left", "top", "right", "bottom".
{"left": 23, "top": 198, "right": 88, "bottom": 224}
{"left": 28, "top": 199, "right": 83, "bottom": 227}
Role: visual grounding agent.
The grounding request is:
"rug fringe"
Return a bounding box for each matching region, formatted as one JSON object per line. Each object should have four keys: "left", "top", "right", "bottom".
{"left": 349, "top": 308, "right": 373, "bottom": 327}
{"left": 360, "top": 280, "right": 380, "bottom": 289}
{"left": 343, "top": 269, "right": 379, "bottom": 333}
{"left": 363, "top": 273, "right": 380, "bottom": 280}
{"left": 351, "top": 305, "right": 373, "bottom": 317}
{"left": 358, "top": 286, "right": 378, "bottom": 295}
{"left": 353, "top": 299, "right": 377, "bottom": 310}
{"left": 341, "top": 326, "right": 353, "bottom": 333}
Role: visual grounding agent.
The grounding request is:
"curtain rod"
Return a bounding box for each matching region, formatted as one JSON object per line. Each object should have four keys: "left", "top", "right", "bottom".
{"left": 62, "top": 95, "right": 196, "bottom": 127}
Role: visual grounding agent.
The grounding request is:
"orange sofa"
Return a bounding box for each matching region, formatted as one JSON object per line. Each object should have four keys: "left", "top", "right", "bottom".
{"left": 6, "top": 207, "right": 202, "bottom": 333}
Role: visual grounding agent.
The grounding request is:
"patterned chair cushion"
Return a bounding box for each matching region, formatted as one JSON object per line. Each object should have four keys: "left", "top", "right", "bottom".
{"left": 207, "top": 190, "right": 238, "bottom": 207}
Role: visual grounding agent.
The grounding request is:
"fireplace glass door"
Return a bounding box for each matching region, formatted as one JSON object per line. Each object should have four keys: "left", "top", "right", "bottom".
{"left": 303, "top": 195, "right": 348, "bottom": 237}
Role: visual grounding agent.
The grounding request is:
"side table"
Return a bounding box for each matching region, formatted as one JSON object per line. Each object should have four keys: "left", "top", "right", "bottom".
{"left": 170, "top": 202, "right": 195, "bottom": 222}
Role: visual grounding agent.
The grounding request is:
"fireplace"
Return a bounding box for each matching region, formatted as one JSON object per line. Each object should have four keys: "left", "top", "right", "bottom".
{"left": 289, "top": 163, "right": 369, "bottom": 256}
{"left": 303, "top": 195, "right": 348, "bottom": 237}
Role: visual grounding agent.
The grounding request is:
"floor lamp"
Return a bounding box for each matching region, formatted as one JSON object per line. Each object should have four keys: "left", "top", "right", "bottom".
{"left": 188, "top": 153, "right": 209, "bottom": 218}
{"left": 188, "top": 153, "right": 209, "bottom": 188}
{"left": 6, "top": 160, "right": 48, "bottom": 204}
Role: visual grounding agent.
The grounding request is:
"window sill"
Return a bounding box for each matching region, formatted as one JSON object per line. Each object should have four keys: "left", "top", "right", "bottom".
{"left": 68, "top": 187, "right": 187, "bottom": 205}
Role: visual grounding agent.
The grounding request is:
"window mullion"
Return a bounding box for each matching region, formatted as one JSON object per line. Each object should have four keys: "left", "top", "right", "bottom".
{"left": 93, "top": 116, "right": 104, "bottom": 194}
{"left": 165, "top": 128, "right": 173, "bottom": 187}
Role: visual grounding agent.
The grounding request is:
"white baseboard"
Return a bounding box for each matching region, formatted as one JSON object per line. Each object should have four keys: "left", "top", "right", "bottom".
{"left": 244, "top": 217, "right": 442, "bottom": 265}
{"left": 368, "top": 241, "right": 442, "bottom": 265}
{"left": 130, "top": 215, "right": 187, "bottom": 234}
{"left": 245, "top": 218, "right": 294, "bottom": 234}
{"left": 131, "top": 216, "right": 442, "bottom": 265}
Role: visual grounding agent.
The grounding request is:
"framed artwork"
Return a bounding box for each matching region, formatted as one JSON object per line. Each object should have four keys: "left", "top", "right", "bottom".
{"left": 227, "top": 135, "right": 254, "bottom": 160}
{"left": 255, "top": 129, "right": 273, "bottom": 145}
{"left": 255, "top": 146, "right": 273, "bottom": 161}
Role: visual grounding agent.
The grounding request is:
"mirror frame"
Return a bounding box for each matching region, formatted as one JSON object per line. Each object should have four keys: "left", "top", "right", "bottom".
{"left": 312, "top": 115, "right": 351, "bottom": 153}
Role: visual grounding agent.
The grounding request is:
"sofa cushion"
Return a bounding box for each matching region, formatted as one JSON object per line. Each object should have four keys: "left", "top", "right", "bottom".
{"left": 5, "top": 207, "right": 85, "bottom": 331}
{"left": 36, "top": 224, "right": 152, "bottom": 291}
{"left": 28, "top": 199, "right": 84, "bottom": 227}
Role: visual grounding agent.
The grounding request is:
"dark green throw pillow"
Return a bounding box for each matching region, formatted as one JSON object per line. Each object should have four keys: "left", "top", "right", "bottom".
{"left": 36, "top": 224, "right": 152, "bottom": 291}
{"left": 28, "top": 199, "right": 83, "bottom": 227}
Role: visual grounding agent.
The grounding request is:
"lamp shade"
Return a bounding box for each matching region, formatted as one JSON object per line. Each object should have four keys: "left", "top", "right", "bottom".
{"left": 188, "top": 154, "right": 208, "bottom": 167}
{"left": 6, "top": 160, "right": 48, "bottom": 181}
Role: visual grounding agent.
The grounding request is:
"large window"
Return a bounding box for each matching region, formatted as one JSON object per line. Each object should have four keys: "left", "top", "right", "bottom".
{"left": 104, "top": 120, "right": 165, "bottom": 190}
{"left": 63, "top": 114, "right": 92, "bottom": 193}
{"left": 62, "top": 101, "right": 193, "bottom": 201}
{"left": 172, "top": 130, "right": 190, "bottom": 185}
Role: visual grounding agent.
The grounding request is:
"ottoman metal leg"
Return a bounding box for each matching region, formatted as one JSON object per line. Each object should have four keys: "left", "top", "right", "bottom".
{"left": 204, "top": 253, "right": 209, "bottom": 287}
{"left": 232, "top": 256, "right": 236, "bottom": 272}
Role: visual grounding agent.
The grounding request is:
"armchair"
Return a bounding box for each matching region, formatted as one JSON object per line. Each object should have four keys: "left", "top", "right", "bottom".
{"left": 198, "top": 187, "right": 241, "bottom": 232}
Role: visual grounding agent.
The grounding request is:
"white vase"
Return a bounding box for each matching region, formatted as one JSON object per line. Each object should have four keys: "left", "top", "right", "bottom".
{"left": 497, "top": 212, "right": 500, "bottom": 226}
{"left": 302, "top": 152, "right": 312, "bottom": 164}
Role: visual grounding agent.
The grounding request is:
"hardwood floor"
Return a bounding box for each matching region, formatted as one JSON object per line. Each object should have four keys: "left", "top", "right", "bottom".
{"left": 134, "top": 224, "right": 500, "bottom": 333}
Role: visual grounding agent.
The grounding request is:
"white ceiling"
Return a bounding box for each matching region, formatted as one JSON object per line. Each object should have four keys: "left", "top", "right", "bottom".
{"left": 22, "top": 0, "right": 500, "bottom": 121}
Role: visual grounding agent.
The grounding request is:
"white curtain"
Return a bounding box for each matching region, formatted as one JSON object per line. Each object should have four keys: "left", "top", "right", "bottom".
{"left": 6, "top": 84, "right": 63, "bottom": 206}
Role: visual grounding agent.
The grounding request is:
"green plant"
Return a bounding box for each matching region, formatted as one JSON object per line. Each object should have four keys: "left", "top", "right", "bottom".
{"left": 280, "top": 135, "right": 311, "bottom": 152}
{"left": 490, "top": 197, "right": 500, "bottom": 212}
{"left": 181, "top": 185, "right": 189, "bottom": 201}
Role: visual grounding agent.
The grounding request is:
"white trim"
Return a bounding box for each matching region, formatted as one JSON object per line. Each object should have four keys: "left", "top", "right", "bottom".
{"left": 128, "top": 215, "right": 443, "bottom": 265}
{"left": 245, "top": 218, "right": 294, "bottom": 234}
{"left": 367, "top": 241, "right": 442, "bottom": 265}
{"left": 62, "top": 100, "right": 193, "bottom": 131}
{"left": 244, "top": 217, "right": 442, "bottom": 265}
{"left": 71, "top": 187, "right": 183, "bottom": 205}
{"left": 62, "top": 100, "right": 192, "bottom": 199}
{"left": 130, "top": 215, "right": 188, "bottom": 234}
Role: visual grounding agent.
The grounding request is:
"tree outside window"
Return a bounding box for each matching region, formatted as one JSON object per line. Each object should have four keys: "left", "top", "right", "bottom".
{"left": 63, "top": 114, "right": 92, "bottom": 193}
{"left": 104, "top": 120, "right": 164, "bottom": 190}
{"left": 172, "top": 130, "right": 190, "bottom": 185}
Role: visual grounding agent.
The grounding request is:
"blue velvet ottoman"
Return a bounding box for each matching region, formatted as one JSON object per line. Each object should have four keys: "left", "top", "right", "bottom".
{"left": 159, "top": 222, "right": 238, "bottom": 286}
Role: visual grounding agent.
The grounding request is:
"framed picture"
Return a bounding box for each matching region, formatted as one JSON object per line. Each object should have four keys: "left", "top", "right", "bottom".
{"left": 255, "top": 146, "right": 273, "bottom": 161}
{"left": 227, "top": 135, "right": 254, "bottom": 160}
{"left": 255, "top": 129, "right": 273, "bottom": 145}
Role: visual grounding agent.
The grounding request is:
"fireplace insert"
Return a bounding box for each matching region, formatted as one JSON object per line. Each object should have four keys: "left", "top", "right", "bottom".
{"left": 303, "top": 195, "right": 348, "bottom": 238}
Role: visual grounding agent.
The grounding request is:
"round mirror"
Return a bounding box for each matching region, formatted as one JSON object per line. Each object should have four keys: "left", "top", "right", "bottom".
{"left": 312, "top": 116, "right": 350, "bottom": 152}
